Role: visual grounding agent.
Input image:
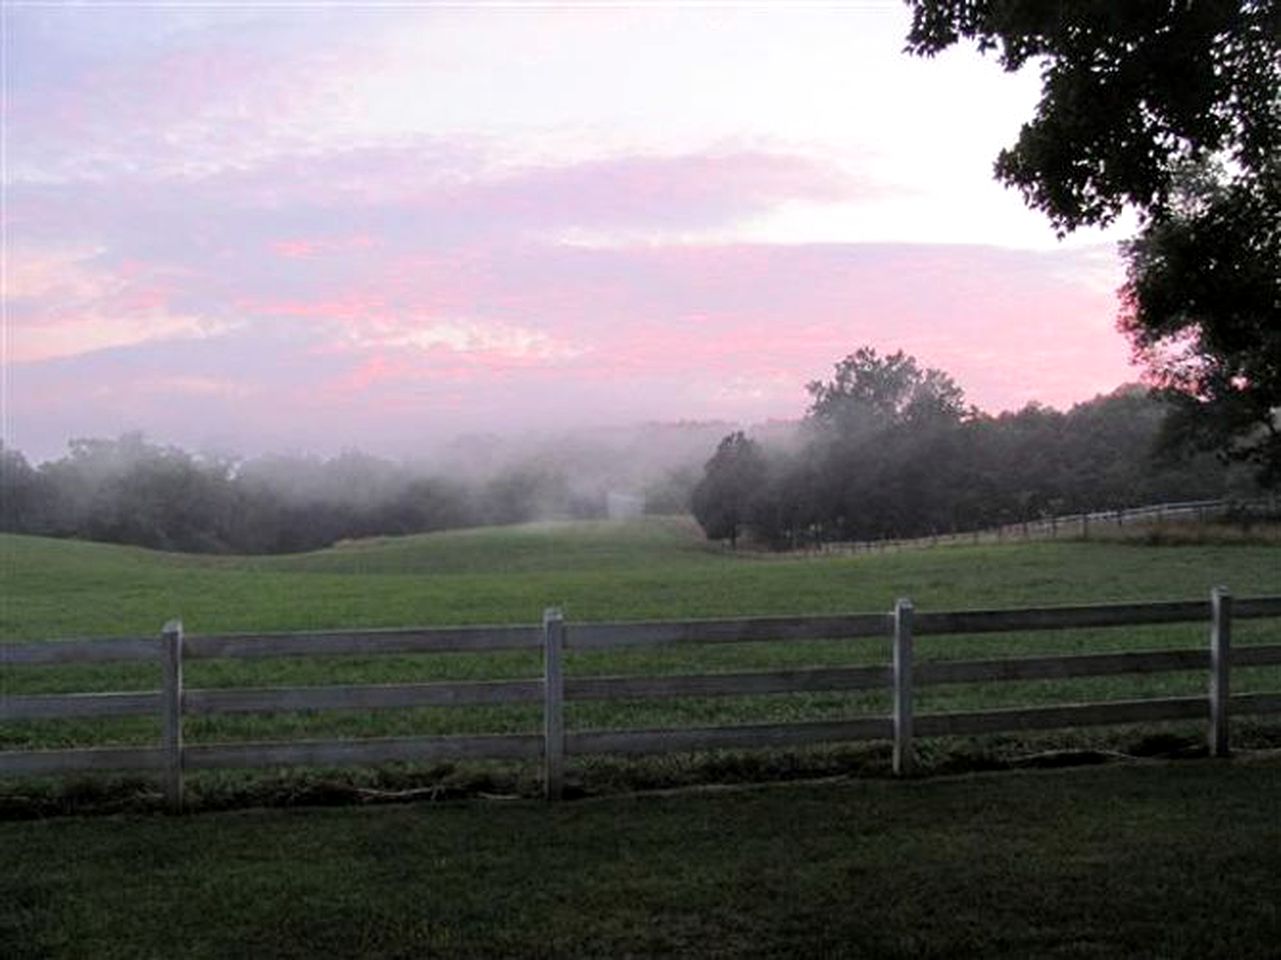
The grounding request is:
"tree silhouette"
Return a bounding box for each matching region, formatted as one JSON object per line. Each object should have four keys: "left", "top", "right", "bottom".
{"left": 906, "top": 1, "right": 1281, "bottom": 482}
{"left": 691, "top": 431, "right": 768, "bottom": 549}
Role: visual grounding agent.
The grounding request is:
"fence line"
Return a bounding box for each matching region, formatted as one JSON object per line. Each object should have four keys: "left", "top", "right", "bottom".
{"left": 811, "top": 495, "right": 1281, "bottom": 556}
{"left": 3, "top": 591, "right": 1281, "bottom": 807}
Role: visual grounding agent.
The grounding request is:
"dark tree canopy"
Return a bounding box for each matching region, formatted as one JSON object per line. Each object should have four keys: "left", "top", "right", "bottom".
{"left": 690, "top": 431, "right": 768, "bottom": 548}
{"left": 806, "top": 347, "right": 970, "bottom": 434}
{"left": 906, "top": 0, "right": 1281, "bottom": 233}
{"left": 0, "top": 433, "right": 608, "bottom": 554}
{"left": 690, "top": 349, "right": 1259, "bottom": 550}
{"left": 1120, "top": 161, "right": 1281, "bottom": 481}
{"left": 906, "top": 0, "right": 1281, "bottom": 483}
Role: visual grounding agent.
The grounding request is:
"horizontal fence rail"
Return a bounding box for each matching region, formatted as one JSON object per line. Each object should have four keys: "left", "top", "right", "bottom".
{"left": 1, "top": 637, "right": 162, "bottom": 666}
{"left": 1, "top": 746, "right": 167, "bottom": 777}
{"left": 912, "top": 600, "right": 1215, "bottom": 635}
{"left": 815, "top": 495, "right": 1281, "bottom": 556}
{"left": 565, "top": 665, "right": 892, "bottom": 701}
{"left": 567, "top": 718, "right": 896, "bottom": 757}
{"left": 185, "top": 625, "right": 542, "bottom": 660}
{"left": 3, "top": 589, "right": 1281, "bottom": 807}
{"left": 566, "top": 614, "right": 891, "bottom": 650}
{"left": 185, "top": 733, "right": 544, "bottom": 771}
{"left": 912, "top": 696, "right": 1213, "bottom": 737}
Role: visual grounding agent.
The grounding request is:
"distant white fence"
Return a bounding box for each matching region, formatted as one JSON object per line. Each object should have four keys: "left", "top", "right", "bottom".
{"left": 3, "top": 589, "right": 1281, "bottom": 808}
{"left": 814, "top": 496, "right": 1281, "bottom": 555}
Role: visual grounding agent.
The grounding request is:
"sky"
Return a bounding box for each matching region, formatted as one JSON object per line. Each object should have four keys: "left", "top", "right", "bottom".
{"left": 2, "top": 1, "right": 1140, "bottom": 463}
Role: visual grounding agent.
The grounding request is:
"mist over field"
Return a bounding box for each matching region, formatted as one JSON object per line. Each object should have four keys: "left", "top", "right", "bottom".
{"left": 0, "top": 372, "right": 1263, "bottom": 556}
{"left": 0, "top": 420, "right": 753, "bottom": 553}
{"left": 4, "top": 6, "right": 1273, "bottom": 555}
{"left": 3, "top": 6, "right": 1278, "bottom": 960}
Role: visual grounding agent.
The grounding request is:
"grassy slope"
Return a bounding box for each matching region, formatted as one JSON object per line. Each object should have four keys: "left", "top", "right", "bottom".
{"left": 5, "top": 523, "right": 1281, "bottom": 957}
{"left": 4, "top": 519, "right": 1281, "bottom": 756}
{"left": 4, "top": 517, "right": 1281, "bottom": 640}
{"left": 5, "top": 760, "right": 1281, "bottom": 958}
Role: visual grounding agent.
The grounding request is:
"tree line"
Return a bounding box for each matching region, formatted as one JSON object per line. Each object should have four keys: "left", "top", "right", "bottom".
{"left": 0, "top": 434, "right": 626, "bottom": 554}
{"left": 691, "top": 348, "right": 1264, "bottom": 549}
{"left": 1, "top": 351, "right": 1265, "bottom": 555}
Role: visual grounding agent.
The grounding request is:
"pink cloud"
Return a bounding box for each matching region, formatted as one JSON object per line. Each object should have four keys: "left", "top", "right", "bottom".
{"left": 2, "top": 7, "right": 1144, "bottom": 464}
{"left": 331, "top": 355, "right": 412, "bottom": 395}
{"left": 253, "top": 296, "right": 391, "bottom": 323}
{"left": 446, "top": 152, "right": 864, "bottom": 233}
{"left": 4, "top": 248, "right": 216, "bottom": 363}
{"left": 9, "top": 146, "right": 862, "bottom": 264}
{"left": 272, "top": 240, "right": 322, "bottom": 260}
{"left": 9, "top": 237, "right": 1136, "bottom": 462}
{"left": 271, "top": 234, "right": 378, "bottom": 260}
{"left": 347, "top": 240, "right": 1131, "bottom": 415}
{"left": 7, "top": 10, "right": 389, "bottom": 181}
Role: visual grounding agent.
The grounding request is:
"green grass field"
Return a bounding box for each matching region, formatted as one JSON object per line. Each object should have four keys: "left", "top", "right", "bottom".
{"left": 6, "top": 516, "right": 1281, "bottom": 637}
{"left": 4, "top": 517, "right": 1281, "bottom": 807}
{"left": 5, "top": 520, "right": 1281, "bottom": 957}
{"left": 5, "top": 760, "right": 1281, "bottom": 958}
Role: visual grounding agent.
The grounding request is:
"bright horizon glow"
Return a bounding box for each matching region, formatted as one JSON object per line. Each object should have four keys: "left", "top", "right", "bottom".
{"left": 2, "top": 2, "right": 1139, "bottom": 463}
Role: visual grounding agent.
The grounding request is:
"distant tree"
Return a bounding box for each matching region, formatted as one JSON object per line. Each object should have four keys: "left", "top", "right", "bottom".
{"left": 481, "top": 465, "right": 572, "bottom": 525}
{"left": 805, "top": 347, "right": 969, "bottom": 434}
{"left": 801, "top": 348, "right": 970, "bottom": 540}
{"left": 18, "top": 434, "right": 241, "bottom": 552}
{"left": 0, "top": 442, "right": 55, "bottom": 533}
{"left": 698, "top": 349, "right": 1256, "bottom": 549}
{"left": 905, "top": 1, "right": 1281, "bottom": 483}
{"left": 691, "top": 432, "right": 768, "bottom": 548}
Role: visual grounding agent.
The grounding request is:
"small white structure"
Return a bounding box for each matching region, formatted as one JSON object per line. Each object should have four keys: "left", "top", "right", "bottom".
{"left": 606, "top": 491, "right": 644, "bottom": 520}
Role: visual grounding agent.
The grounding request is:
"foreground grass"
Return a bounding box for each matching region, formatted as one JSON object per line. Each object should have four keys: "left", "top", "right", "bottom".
{"left": 4, "top": 759, "right": 1281, "bottom": 958}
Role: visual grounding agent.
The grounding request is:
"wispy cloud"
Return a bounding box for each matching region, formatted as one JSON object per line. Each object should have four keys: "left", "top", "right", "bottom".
{"left": 9, "top": 238, "right": 1130, "bottom": 458}
{"left": 3, "top": 4, "right": 1136, "bottom": 461}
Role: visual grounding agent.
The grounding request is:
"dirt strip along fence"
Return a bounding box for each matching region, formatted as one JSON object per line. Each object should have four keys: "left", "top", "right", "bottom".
{"left": 813, "top": 495, "right": 1281, "bottom": 555}
{"left": 4, "top": 588, "right": 1281, "bottom": 808}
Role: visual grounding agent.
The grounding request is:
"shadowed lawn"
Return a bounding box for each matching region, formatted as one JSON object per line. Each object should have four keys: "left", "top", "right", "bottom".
{"left": 4, "top": 759, "right": 1281, "bottom": 958}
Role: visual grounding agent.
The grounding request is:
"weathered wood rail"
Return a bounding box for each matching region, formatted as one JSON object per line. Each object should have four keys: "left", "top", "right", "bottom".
{"left": 3, "top": 588, "right": 1281, "bottom": 807}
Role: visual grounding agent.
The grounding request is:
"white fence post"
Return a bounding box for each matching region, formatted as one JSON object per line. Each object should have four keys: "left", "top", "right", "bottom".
{"left": 1209, "top": 587, "right": 1232, "bottom": 757}
{"left": 161, "top": 619, "right": 184, "bottom": 811}
{"left": 893, "top": 598, "right": 915, "bottom": 776}
{"left": 543, "top": 608, "right": 566, "bottom": 800}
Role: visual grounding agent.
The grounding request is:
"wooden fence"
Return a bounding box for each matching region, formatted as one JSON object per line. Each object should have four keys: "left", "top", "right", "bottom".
{"left": 815, "top": 495, "right": 1281, "bottom": 555}
{"left": 4, "top": 588, "right": 1281, "bottom": 808}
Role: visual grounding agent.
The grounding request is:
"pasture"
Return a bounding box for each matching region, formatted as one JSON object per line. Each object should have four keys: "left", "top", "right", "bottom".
{"left": 4, "top": 518, "right": 1281, "bottom": 807}
{"left": 7, "top": 516, "right": 1281, "bottom": 637}
{"left": 5, "top": 519, "right": 1281, "bottom": 957}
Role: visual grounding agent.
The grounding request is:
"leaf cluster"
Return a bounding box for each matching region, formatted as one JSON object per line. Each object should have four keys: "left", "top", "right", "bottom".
{"left": 906, "top": 1, "right": 1281, "bottom": 479}
{"left": 907, "top": 0, "right": 1281, "bottom": 233}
